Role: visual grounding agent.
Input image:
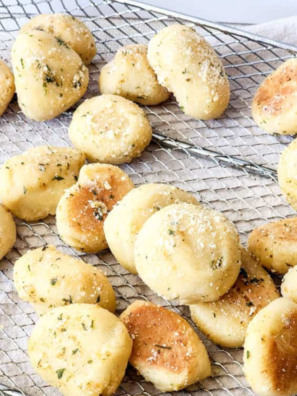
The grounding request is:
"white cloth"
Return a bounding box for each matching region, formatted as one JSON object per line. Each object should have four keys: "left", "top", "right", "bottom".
{"left": 243, "top": 16, "right": 297, "bottom": 46}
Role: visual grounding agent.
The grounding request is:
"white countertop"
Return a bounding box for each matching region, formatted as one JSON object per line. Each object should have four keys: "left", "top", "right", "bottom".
{"left": 138, "top": 0, "right": 297, "bottom": 24}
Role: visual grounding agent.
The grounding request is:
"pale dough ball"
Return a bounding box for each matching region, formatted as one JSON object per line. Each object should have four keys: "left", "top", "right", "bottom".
{"left": 121, "top": 300, "right": 211, "bottom": 391}
{"left": 135, "top": 203, "right": 241, "bottom": 304}
{"left": 252, "top": 59, "right": 297, "bottom": 135}
{"left": 0, "top": 59, "right": 15, "bottom": 116}
{"left": 278, "top": 139, "right": 297, "bottom": 210}
{"left": 244, "top": 298, "right": 297, "bottom": 396}
{"left": 147, "top": 24, "right": 230, "bottom": 120}
{"left": 56, "top": 163, "right": 134, "bottom": 253}
{"left": 11, "top": 30, "right": 89, "bottom": 121}
{"left": 190, "top": 248, "right": 279, "bottom": 348}
{"left": 0, "top": 205, "right": 16, "bottom": 260}
{"left": 99, "top": 44, "right": 169, "bottom": 105}
{"left": 28, "top": 304, "right": 132, "bottom": 396}
{"left": 21, "top": 13, "right": 96, "bottom": 65}
{"left": 282, "top": 266, "right": 297, "bottom": 303}
{"left": 104, "top": 183, "right": 199, "bottom": 274}
{"left": 14, "top": 245, "right": 116, "bottom": 315}
{"left": 68, "top": 94, "right": 152, "bottom": 164}
{"left": 248, "top": 217, "right": 297, "bottom": 274}
{"left": 0, "top": 146, "right": 85, "bottom": 221}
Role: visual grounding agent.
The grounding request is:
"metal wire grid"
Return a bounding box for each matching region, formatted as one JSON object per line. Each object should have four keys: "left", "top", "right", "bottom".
{"left": 0, "top": 1, "right": 296, "bottom": 396}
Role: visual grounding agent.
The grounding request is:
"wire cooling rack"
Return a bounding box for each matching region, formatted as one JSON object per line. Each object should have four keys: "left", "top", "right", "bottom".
{"left": 1, "top": 1, "right": 297, "bottom": 396}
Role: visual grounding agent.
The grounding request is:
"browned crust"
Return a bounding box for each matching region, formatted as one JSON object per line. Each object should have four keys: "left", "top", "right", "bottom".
{"left": 121, "top": 301, "right": 199, "bottom": 374}
{"left": 253, "top": 60, "right": 297, "bottom": 116}
{"left": 265, "top": 310, "right": 297, "bottom": 395}
{"left": 67, "top": 172, "right": 132, "bottom": 234}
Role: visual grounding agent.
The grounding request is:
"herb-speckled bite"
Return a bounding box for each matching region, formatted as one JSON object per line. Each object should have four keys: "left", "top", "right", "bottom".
{"left": 13, "top": 245, "right": 116, "bottom": 315}
{"left": 20, "top": 13, "right": 96, "bottom": 65}
{"left": 28, "top": 304, "right": 132, "bottom": 396}
{"left": 248, "top": 216, "right": 297, "bottom": 275}
{"left": 11, "top": 30, "right": 89, "bottom": 121}
{"left": 0, "top": 146, "right": 85, "bottom": 221}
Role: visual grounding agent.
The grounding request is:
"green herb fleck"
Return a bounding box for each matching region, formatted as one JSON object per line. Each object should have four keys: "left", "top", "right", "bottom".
{"left": 155, "top": 344, "right": 171, "bottom": 350}
{"left": 56, "top": 368, "right": 65, "bottom": 379}
{"left": 211, "top": 257, "right": 223, "bottom": 270}
{"left": 56, "top": 37, "right": 69, "bottom": 48}
{"left": 50, "top": 277, "right": 58, "bottom": 286}
{"left": 52, "top": 176, "right": 65, "bottom": 181}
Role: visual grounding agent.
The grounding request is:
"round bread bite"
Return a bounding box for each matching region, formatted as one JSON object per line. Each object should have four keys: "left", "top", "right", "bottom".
{"left": 14, "top": 245, "right": 116, "bottom": 315}
{"left": 248, "top": 217, "right": 297, "bottom": 274}
{"left": 99, "top": 44, "right": 169, "bottom": 105}
{"left": 190, "top": 248, "right": 279, "bottom": 348}
{"left": 29, "top": 304, "right": 132, "bottom": 396}
{"left": 147, "top": 24, "right": 230, "bottom": 120}
{"left": 244, "top": 298, "right": 297, "bottom": 396}
{"left": 11, "top": 30, "right": 89, "bottom": 121}
{"left": 68, "top": 94, "right": 152, "bottom": 164}
{"left": 120, "top": 300, "right": 211, "bottom": 392}
{"left": 104, "top": 183, "right": 199, "bottom": 274}
{"left": 0, "top": 205, "right": 16, "bottom": 260}
{"left": 0, "top": 59, "right": 15, "bottom": 116}
{"left": 278, "top": 139, "right": 297, "bottom": 210}
{"left": 20, "top": 13, "right": 96, "bottom": 65}
{"left": 281, "top": 266, "right": 297, "bottom": 303}
{"left": 135, "top": 203, "right": 241, "bottom": 304}
{"left": 0, "top": 146, "right": 85, "bottom": 221}
{"left": 252, "top": 59, "right": 297, "bottom": 135}
{"left": 56, "top": 163, "right": 134, "bottom": 253}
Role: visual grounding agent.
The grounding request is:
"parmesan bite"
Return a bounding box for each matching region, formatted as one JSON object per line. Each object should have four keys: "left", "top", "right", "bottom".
{"left": 148, "top": 24, "right": 230, "bottom": 120}
{"left": 68, "top": 94, "right": 152, "bottom": 164}
{"left": 135, "top": 203, "right": 241, "bottom": 304}
{"left": 99, "top": 44, "right": 169, "bottom": 105}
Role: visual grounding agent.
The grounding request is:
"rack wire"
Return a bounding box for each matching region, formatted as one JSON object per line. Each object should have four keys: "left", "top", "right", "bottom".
{"left": 0, "top": 1, "right": 297, "bottom": 395}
